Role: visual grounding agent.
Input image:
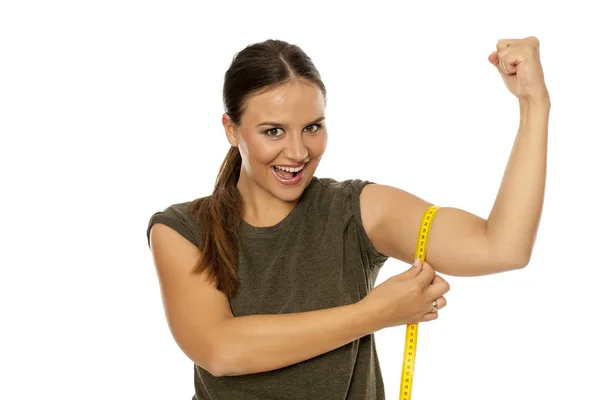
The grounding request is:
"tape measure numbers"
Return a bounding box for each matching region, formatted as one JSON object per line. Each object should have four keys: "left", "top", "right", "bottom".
{"left": 399, "top": 205, "right": 440, "bottom": 400}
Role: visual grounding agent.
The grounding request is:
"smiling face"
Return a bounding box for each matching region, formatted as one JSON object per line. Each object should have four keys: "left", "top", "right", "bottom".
{"left": 223, "top": 79, "right": 328, "bottom": 204}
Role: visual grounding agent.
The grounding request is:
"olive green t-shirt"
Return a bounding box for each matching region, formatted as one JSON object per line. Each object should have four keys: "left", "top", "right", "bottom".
{"left": 146, "top": 177, "right": 390, "bottom": 399}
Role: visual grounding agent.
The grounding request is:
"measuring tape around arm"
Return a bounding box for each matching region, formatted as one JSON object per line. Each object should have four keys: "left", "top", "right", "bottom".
{"left": 399, "top": 205, "right": 440, "bottom": 400}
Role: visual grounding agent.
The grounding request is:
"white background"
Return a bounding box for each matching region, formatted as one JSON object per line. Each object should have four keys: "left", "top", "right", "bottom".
{"left": 1, "top": 1, "right": 599, "bottom": 399}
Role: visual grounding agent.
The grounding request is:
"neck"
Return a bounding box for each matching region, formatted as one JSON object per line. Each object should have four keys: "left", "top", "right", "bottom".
{"left": 236, "top": 172, "right": 297, "bottom": 228}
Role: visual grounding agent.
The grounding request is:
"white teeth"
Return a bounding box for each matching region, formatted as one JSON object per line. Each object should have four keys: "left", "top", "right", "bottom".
{"left": 274, "top": 164, "right": 304, "bottom": 173}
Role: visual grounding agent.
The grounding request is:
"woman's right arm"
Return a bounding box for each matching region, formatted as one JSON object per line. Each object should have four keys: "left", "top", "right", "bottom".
{"left": 148, "top": 223, "right": 383, "bottom": 378}
{"left": 211, "top": 298, "right": 379, "bottom": 377}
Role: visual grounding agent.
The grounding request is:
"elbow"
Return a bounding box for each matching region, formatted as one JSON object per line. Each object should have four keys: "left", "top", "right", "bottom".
{"left": 510, "top": 251, "right": 531, "bottom": 270}
{"left": 185, "top": 351, "right": 226, "bottom": 378}
{"left": 211, "top": 352, "right": 244, "bottom": 378}
{"left": 202, "top": 322, "right": 235, "bottom": 377}
{"left": 191, "top": 351, "right": 226, "bottom": 378}
{"left": 208, "top": 359, "right": 226, "bottom": 378}
{"left": 183, "top": 337, "right": 228, "bottom": 377}
{"left": 210, "top": 341, "right": 251, "bottom": 377}
{"left": 206, "top": 337, "right": 239, "bottom": 377}
{"left": 204, "top": 322, "right": 242, "bottom": 377}
{"left": 206, "top": 342, "right": 229, "bottom": 377}
{"left": 489, "top": 242, "right": 531, "bottom": 272}
{"left": 518, "top": 257, "right": 531, "bottom": 269}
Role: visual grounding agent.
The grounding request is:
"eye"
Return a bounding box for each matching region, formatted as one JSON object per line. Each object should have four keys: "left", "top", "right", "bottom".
{"left": 264, "top": 128, "right": 283, "bottom": 137}
{"left": 304, "top": 123, "right": 322, "bottom": 133}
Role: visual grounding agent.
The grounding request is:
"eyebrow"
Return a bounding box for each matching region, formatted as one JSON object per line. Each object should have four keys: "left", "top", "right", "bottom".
{"left": 256, "top": 116, "right": 325, "bottom": 128}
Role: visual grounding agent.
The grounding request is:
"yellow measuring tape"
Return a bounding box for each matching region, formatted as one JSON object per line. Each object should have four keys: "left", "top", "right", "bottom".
{"left": 399, "top": 205, "right": 440, "bottom": 400}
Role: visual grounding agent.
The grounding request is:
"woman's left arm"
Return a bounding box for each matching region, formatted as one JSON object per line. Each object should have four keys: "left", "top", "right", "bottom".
{"left": 360, "top": 37, "right": 550, "bottom": 277}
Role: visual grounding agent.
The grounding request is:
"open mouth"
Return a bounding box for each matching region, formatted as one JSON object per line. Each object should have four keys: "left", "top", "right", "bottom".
{"left": 271, "top": 163, "right": 306, "bottom": 185}
{"left": 272, "top": 165, "right": 304, "bottom": 179}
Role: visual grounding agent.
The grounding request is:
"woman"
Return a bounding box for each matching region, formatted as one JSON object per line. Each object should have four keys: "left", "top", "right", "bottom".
{"left": 146, "top": 38, "right": 549, "bottom": 399}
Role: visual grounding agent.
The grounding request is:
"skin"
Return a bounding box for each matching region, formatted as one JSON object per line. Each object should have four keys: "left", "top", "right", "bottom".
{"left": 147, "top": 37, "right": 548, "bottom": 379}
{"left": 222, "top": 79, "right": 327, "bottom": 227}
{"left": 221, "top": 36, "right": 548, "bottom": 277}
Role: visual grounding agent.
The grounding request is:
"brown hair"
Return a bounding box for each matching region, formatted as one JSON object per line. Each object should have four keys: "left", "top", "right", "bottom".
{"left": 187, "top": 39, "right": 327, "bottom": 298}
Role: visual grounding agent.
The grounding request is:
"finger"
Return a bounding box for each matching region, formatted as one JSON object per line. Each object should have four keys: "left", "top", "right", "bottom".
{"left": 416, "top": 261, "right": 436, "bottom": 284}
{"left": 434, "top": 296, "right": 447, "bottom": 310}
{"left": 421, "top": 311, "right": 439, "bottom": 322}
{"left": 500, "top": 53, "right": 516, "bottom": 75}
{"left": 488, "top": 51, "right": 499, "bottom": 66}
{"left": 426, "top": 296, "right": 446, "bottom": 314}
{"left": 496, "top": 46, "right": 520, "bottom": 75}
{"left": 431, "top": 275, "right": 445, "bottom": 285}
{"left": 420, "top": 297, "right": 446, "bottom": 322}
{"left": 430, "top": 274, "right": 449, "bottom": 288}
{"left": 494, "top": 48, "right": 508, "bottom": 74}
{"left": 427, "top": 276, "right": 450, "bottom": 299}
{"left": 494, "top": 38, "right": 520, "bottom": 74}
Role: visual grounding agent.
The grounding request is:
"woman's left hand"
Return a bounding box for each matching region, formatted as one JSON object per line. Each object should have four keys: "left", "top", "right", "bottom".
{"left": 488, "top": 36, "right": 549, "bottom": 103}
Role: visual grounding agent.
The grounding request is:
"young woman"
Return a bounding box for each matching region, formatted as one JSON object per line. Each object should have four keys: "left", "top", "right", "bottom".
{"left": 146, "top": 38, "right": 549, "bottom": 399}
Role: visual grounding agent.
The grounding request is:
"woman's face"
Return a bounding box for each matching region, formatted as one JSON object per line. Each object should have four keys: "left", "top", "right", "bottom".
{"left": 223, "top": 79, "right": 327, "bottom": 203}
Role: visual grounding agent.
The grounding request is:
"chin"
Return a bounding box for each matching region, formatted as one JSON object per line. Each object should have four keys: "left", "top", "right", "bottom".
{"left": 268, "top": 169, "right": 311, "bottom": 202}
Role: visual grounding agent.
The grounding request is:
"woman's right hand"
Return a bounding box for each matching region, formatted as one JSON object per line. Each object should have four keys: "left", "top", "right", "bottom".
{"left": 360, "top": 259, "right": 450, "bottom": 329}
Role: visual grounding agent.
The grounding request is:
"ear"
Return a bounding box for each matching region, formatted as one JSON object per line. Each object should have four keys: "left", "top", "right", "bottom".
{"left": 222, "top": 113, "right": 238, "bottom": 147}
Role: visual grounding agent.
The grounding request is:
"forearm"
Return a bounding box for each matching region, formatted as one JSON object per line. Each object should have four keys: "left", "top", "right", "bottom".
{"left": 486, "top": 97, "right": 550, "bottom": 266}
{"left": 210, "top": 301, "right": 378, "bottom": 377}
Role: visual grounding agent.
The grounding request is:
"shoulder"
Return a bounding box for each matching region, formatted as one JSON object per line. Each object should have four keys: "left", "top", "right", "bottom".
{"left": 146, "top": 198, "right": 206, "bottom": 248}
{"left": 309, "top": 176, "right": 375, "bottom": 198}
{"left": 308, "top": 176, "right": 378, "bottom": 222}
{"left": 311, "top": 176, "right": 390, "bottom": 264}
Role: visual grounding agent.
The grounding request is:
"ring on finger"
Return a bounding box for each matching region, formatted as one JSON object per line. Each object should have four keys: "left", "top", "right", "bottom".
{"left": 431, "top": 300, "right": 438, "bottom": 313}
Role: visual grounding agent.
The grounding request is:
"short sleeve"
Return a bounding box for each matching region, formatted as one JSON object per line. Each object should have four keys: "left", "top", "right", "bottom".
{"left": 146, "top": 204, "right": 199, "bottom": 248}
{"left": 345, "top": 179, "right": 389, "bottom": 266}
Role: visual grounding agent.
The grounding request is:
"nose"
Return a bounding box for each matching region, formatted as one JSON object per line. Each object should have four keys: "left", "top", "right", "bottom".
{"left": 283, "top": 133, "right": 309, "bottom": 162}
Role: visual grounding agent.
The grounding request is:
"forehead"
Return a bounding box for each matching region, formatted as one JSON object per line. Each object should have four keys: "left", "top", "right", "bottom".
{"left": 241, "top": 80, "right": 325, "bottom": 124}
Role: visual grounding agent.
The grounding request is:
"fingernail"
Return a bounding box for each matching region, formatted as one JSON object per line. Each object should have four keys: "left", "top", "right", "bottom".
{"left": 413, "top": 258, "right": 422, "bottom": 267}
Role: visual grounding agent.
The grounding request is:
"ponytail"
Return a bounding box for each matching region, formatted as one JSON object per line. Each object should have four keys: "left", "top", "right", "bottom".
{"left": 187, "top": 38, "right": 326, "bottom": 298}
{"left": 188, "top": 146, "right": 243, "bottom": 298}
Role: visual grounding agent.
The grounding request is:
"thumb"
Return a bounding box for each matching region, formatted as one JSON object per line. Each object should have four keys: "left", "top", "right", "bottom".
{"left": 488, "top": 51, "right": 499, "bottom": 67}
{"left": 416, "top": 260, "right": 435, "bottom": 283}
{"left": 488, "top": 51, "right": 508, "bottom": 76}
{"left": 411, "top": 258, "right": 422, "bottom": 273}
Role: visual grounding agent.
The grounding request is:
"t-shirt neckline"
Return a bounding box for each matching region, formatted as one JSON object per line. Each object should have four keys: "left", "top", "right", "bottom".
{"left": 239, "top": 177, "right": 317, "bottom": 237}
